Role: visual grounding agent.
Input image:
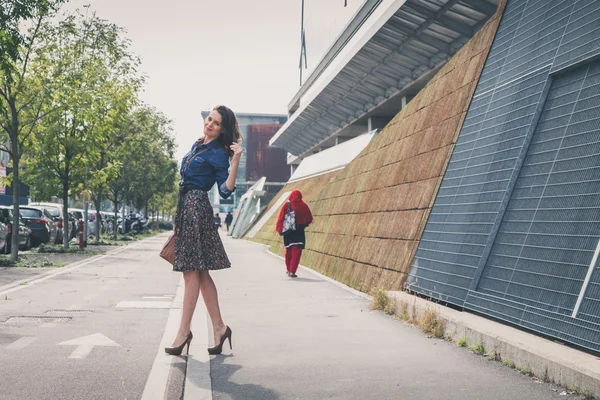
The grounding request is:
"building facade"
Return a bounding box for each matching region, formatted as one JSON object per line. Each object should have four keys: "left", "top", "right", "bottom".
{"left": 250, "top": 0, "right": 600, "bottom": 354}
{"left": 201, "top": 112, "right": 288, "bottom": 211}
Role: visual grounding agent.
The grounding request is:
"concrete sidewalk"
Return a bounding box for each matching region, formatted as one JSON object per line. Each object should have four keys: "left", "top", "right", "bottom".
{"left": 196, "top": 236, "right": 585, "bottom": 400}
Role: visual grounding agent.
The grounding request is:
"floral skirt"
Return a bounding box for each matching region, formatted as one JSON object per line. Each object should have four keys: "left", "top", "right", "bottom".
{"left": 173, "top": 189, "right": 231, "bottom": 272}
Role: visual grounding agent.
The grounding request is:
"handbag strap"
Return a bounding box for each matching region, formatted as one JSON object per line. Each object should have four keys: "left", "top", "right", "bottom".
{"left": 287, "top": 201, "right": 292, "bottom": 213}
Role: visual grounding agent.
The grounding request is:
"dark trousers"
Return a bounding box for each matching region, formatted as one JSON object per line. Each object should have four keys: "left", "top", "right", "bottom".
{"left": 285, "top": 245, "right": 303, "bottom": 274}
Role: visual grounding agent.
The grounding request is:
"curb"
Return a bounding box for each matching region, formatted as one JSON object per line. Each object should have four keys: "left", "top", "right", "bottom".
{"left": 388, "top": 291, "right": 600, "bottom": 398}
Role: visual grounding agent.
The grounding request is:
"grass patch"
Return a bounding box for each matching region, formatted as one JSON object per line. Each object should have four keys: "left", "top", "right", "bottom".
{"left": 580, "top": 388, "right": 594, "bottom": 400}
{"left": 398, "top": 300, "right": 410, "bottom": 321}
{"left": 383, "top": 298, "right": 397, "bottom": 315}
{"left": 456, "top": 337, "right": 467, "bottom": 347}
{"left": 444, "top": 332, "right": 453, "bottom": 342}
{"left": 486, "top": 351, "right": 498, "bottom": 361}
{"left": 370, "top": 288, "right": 391, "bottom": 312}
{"left": 468, "top": 342, "right": 485, "bottom": 356}
{"left": 0, "top": 255, "right": 56, "bottom": 268}
{"left": 88, "top": 237, "right": 125, "bottom": 246}
{"left": 419, "top": 308, "right": 444, "bottom": 338}
{"left": 32, "top": 244, "right": 102, "bottom": 255}
{"left": 541, "top": 367, "right": 549, "bottom": 383}
{"left": 502, "top": 359, "right": 515, "bottom": 369}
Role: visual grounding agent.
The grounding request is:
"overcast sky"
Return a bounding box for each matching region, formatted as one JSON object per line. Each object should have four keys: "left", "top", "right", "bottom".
{"left": 61, "top": 0, "right": 363, "bottom": 161}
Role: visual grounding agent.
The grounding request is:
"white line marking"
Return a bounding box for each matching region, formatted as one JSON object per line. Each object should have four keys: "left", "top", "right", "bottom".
{"left": 141, "top": 278, "right": 185, "bottom": 400}
{"left": 116, "top": 301, "right": 172, "bottom": 309}
{"left": 6, "top": 337, "right": 37, "bottom": 350}
{"left": 184, "top": 300, "right": 212, "bottom": 400}
{"left": 58, "top": 333, "right": 120, "bottom": 359}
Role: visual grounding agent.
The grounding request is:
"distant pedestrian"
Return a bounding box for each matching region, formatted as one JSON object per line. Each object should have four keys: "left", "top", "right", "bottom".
{"left": 214, "top": 213, "right": 222, "bottom": 228}
{"left": 225, "top": 211, "right": 233, "bottom": 232}
{"left": 165, "top": 105, "right": 242, "bottom": 357}
{"left": 275, "top": 189, "right": 313, "bottom": 278}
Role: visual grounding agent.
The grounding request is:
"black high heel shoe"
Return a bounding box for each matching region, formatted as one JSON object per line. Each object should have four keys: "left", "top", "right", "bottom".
{"left": 208, "top": 326, "right": 232, "bottom": 355}
{"left": 165, "top": 332, "right": 193, "bottom": 355}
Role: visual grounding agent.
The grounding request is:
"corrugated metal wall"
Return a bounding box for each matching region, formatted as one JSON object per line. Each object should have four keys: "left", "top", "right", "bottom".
{"left": 406, "top": 0, "right": 600, "bottom": 352}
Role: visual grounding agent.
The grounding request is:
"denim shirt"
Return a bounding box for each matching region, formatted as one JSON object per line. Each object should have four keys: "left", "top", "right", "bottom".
{"left": 179, "top": 140, "right": 235, "bottom": 199}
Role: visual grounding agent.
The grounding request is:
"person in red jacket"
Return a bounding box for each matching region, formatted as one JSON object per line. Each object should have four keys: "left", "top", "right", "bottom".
{"left": 275, "top": 189, "right": 313, "bottom": 277}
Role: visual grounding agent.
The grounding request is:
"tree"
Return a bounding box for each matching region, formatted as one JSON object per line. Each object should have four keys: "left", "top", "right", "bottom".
{"left": 108, "top": 106, "right": 177, "bottom": 234}
{"left": 0, "top": 0, "right": 65, "bottom": 260}
{"left": 23, "top": 12, "right": 142, "bottom": 247}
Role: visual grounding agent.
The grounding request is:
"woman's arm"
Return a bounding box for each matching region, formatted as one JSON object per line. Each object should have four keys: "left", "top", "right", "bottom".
{"left": 225, "top": 142, "right": 243, "bottom": 192}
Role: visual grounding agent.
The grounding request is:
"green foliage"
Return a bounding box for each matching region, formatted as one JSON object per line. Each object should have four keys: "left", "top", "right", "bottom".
{"left": 456, "top": 337, "right": 467, "bottom": 347}
{"left": 0, "top": 0, "right": 65, "bottom": 79}
{"left": 33, "top": 243, "right": 102, "bottom": 255}
{"left": 419, "top": 308, "right": 444, "bottom": 338}
{"left": 0, "top": 254, "right": 55, "bottom": 268}
{"left": 1, "top": 4, "right": 178, "bottom": 258}
{"left": 370, "top": 288, "right": 391, "bottom": 312}
{"left": 468, "top": 342, "right": 486, "bottom": 355}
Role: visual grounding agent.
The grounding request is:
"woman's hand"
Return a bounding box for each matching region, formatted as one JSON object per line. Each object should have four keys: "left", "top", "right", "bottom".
{"left": 230, "top": 142, "right": 242, "bottom": 160}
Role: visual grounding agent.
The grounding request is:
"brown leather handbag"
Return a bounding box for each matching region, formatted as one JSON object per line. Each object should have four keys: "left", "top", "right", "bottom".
{"left": 159, "top": 233, "right": 175, "bottom": 264}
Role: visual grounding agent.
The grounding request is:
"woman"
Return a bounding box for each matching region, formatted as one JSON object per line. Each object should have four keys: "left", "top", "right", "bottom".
{"left": 275, "top": 190, "right": 313, "bottom": 278}
{"left": 165, "top": 105, "right": 242, "bottom": 356}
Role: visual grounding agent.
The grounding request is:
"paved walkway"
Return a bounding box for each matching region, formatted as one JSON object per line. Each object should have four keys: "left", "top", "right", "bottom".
{"left": 198, "top": 236, "right": 580, "bottom": 400}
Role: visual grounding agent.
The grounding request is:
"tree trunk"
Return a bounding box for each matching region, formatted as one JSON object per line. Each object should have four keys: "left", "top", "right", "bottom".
{"left": 112, "top": 196, "right": 119, "bottom": 237}
{"left": 10, "top": 140, "right": 20, "bottom": 261}
{"left": 9, "top": 98, "right": 20, "bottom": 262}
{"left": 93, "top": 196, "right": 102, "bottom": 244}
{"left": 62, "top": 181, "right": 69, "bottom": 248}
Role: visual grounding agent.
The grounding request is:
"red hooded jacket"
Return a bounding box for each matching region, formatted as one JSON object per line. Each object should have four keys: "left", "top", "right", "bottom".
{"left": 275, "top": 189, "right": 313, "bottom": 233}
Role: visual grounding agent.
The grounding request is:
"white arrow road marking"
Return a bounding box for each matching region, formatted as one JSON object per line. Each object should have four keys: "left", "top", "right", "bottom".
{"left": 7, "top": 337, "right": 37, "bottom": 350}
{"left": 58, "top": 333, "right": 120, "bottom": 359}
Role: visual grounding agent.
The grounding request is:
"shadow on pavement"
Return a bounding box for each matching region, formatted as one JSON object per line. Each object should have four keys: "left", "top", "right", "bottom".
{"left": 207, "top": 355, "right": 281, "bottom": 400}
{"left": 287, "top": 276, "right": 322, "bottom": 283}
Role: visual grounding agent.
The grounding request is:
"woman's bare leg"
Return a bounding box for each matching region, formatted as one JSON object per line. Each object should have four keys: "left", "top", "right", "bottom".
{"left": 172, "top": 270, "right": 201, "bottom": 346}
{"left": 198, "top": 270, "right": 227, "bottom": 344}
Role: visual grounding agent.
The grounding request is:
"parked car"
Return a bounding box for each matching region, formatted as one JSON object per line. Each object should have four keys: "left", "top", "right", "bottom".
{"left": 28, "top": 202, "right": 71, "bottom": 244}
{"left": 0, "top": 219, "right": 8, "bottom": 254}
{"left": 100, "top": 211, "right": 115, "bottom": 234}
{"left": 20, "top": 206, "right": 57, "bottom": 246}
{"left": 69, "top": 208, "right": 100, "bottom": 237}
{"left": 0, "top": 206, "right": 32, "bottom": 250}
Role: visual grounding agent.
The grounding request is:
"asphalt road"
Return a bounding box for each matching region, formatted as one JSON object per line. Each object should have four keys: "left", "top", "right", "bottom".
{"left": 0, "top": 236, "right": 180, "bottom": 400}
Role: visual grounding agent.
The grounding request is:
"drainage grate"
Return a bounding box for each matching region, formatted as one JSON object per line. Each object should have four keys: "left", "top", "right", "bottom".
{"left": 4, "top": 316, "right": 72, "bottom": 325}
{"left": 46, "top": 310, "right": 93, "bottom": 316}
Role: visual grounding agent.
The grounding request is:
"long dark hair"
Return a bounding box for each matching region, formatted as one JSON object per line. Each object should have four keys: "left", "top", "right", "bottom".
{"left": 199, "top": 105, "right": 242, "bottom": 157}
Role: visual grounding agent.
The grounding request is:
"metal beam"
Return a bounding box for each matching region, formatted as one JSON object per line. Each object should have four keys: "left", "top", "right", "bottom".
{"left": 460, "top": 0, "right": 497, "bottom": 16}
{"left": 404, "top": 3, "right": 474, "bottom": 37}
